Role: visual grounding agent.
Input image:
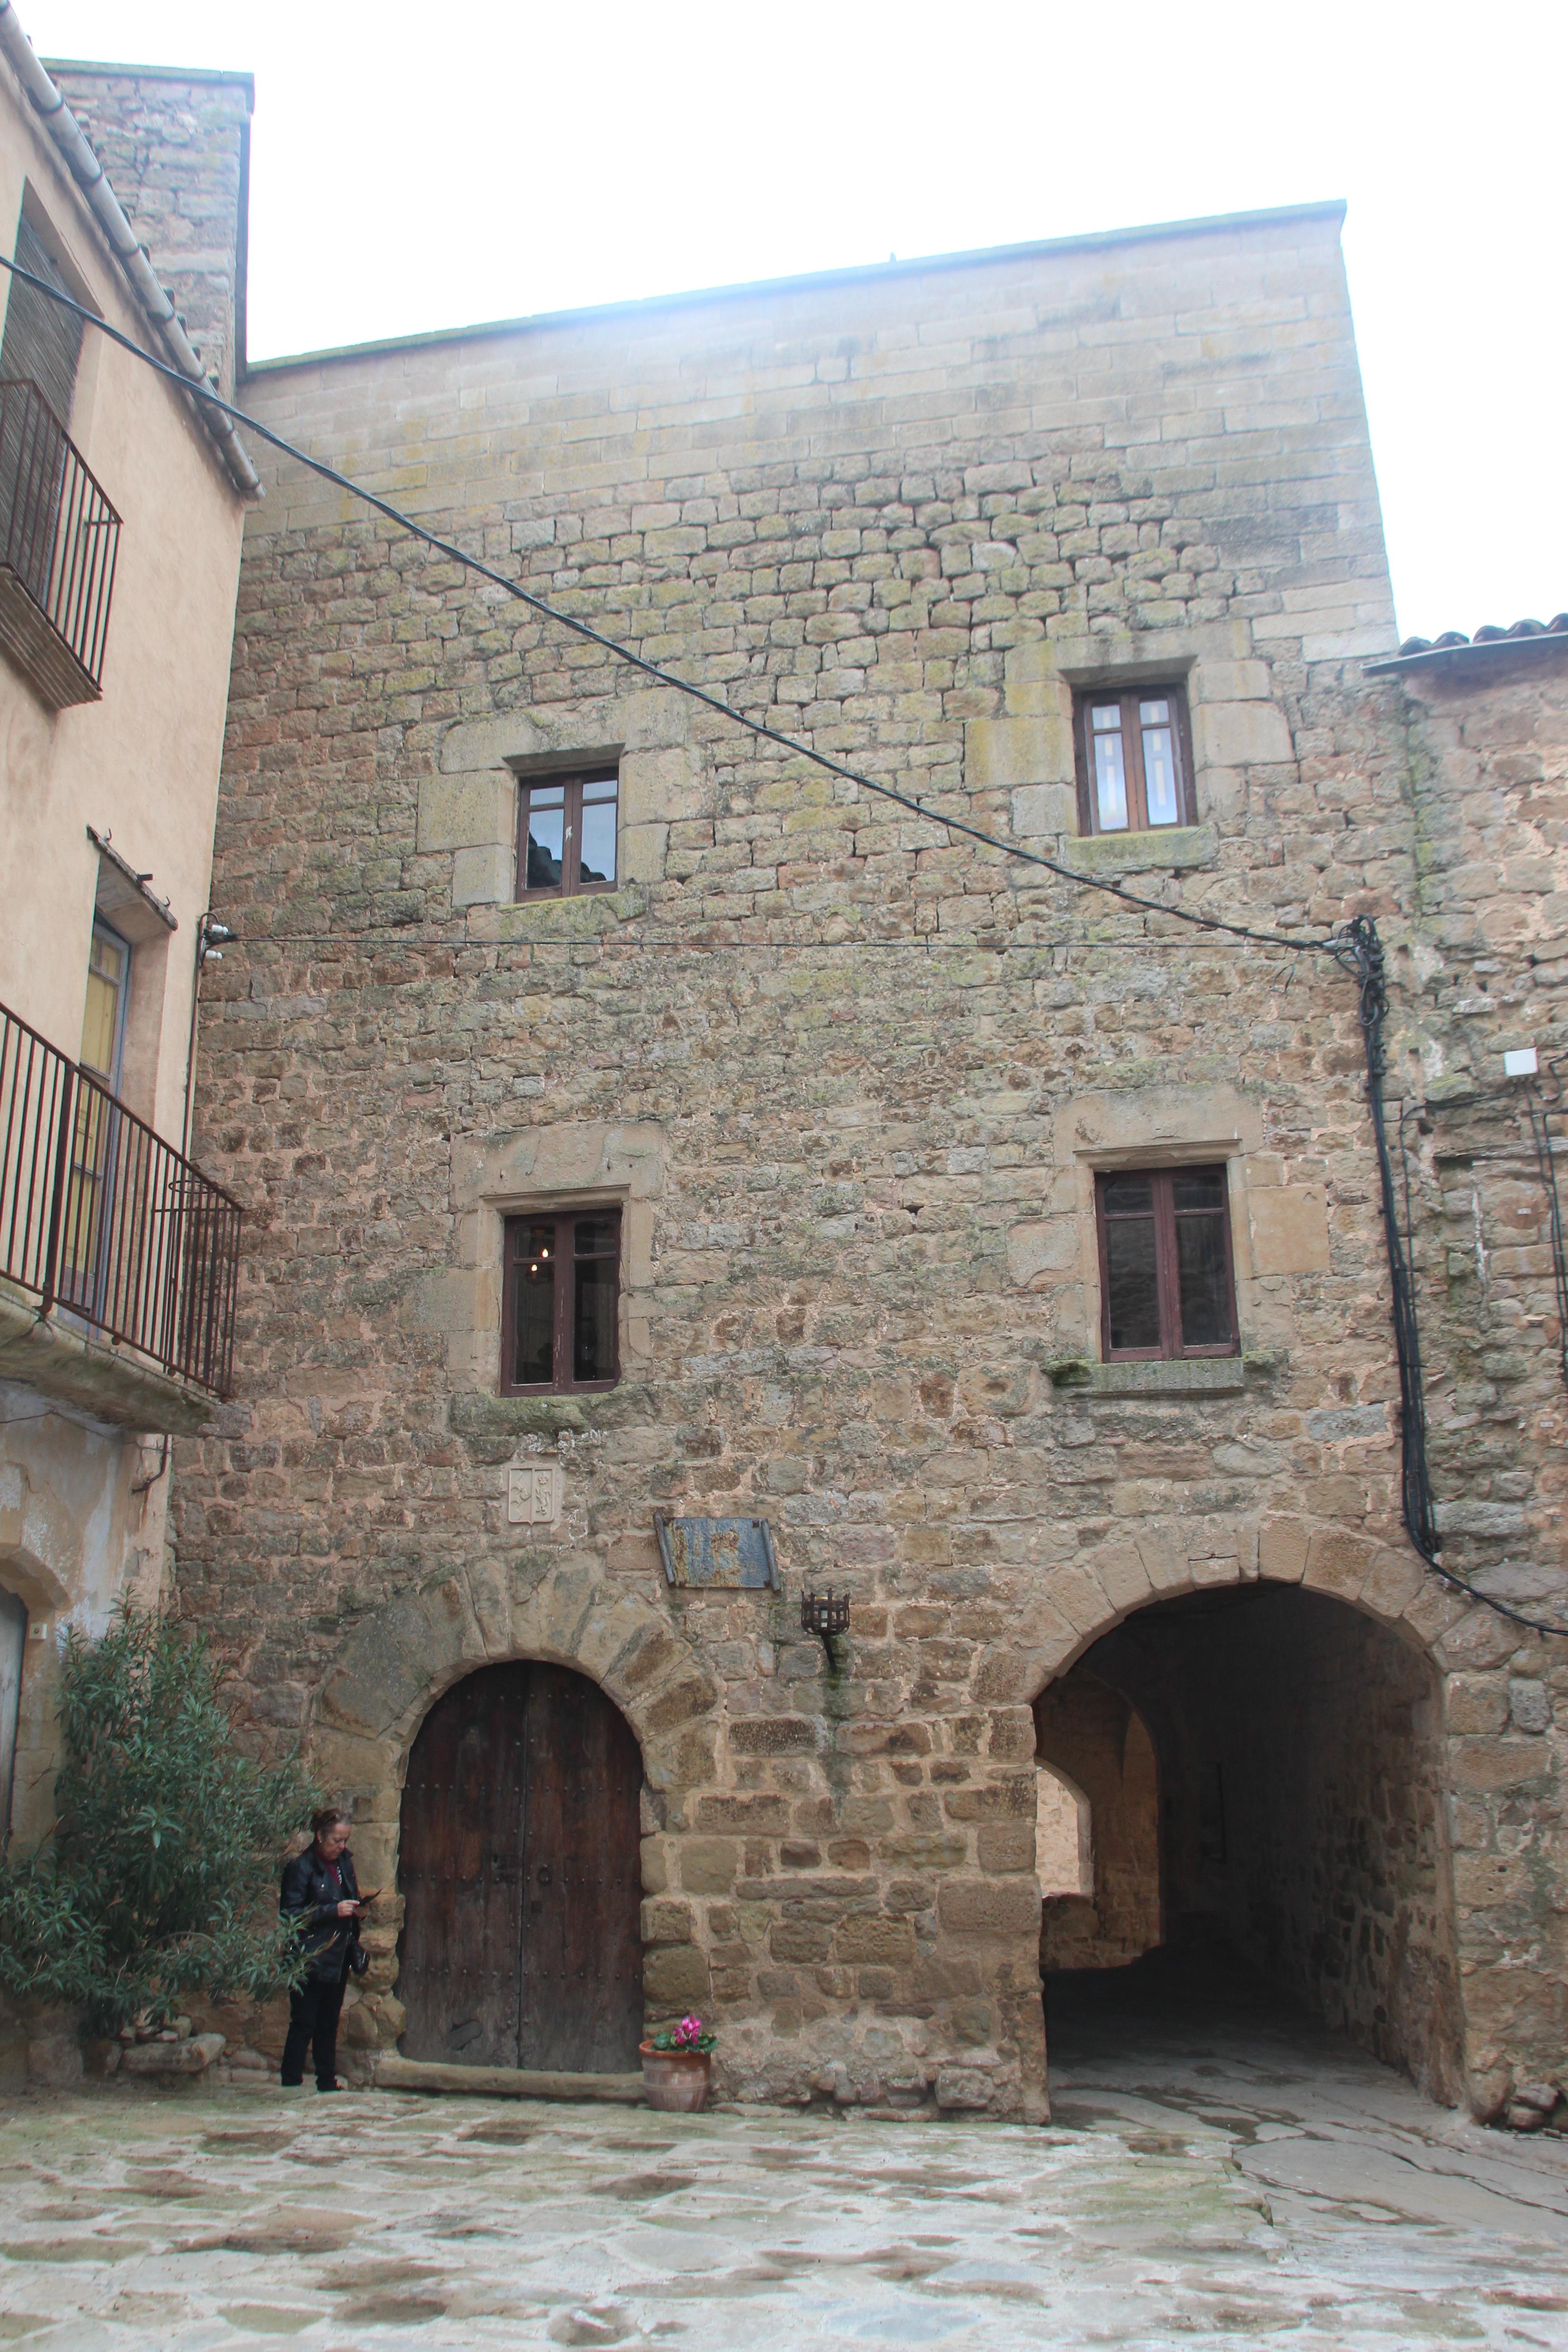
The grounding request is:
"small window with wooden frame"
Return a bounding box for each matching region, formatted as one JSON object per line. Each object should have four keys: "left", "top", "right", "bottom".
{"left": 1074, "top": 686, "right": 1195, "bottom": 836}
{"left": 515, "top": 770, "right": 619, "bottom": 899}
{"left": 501, "top": 1209, "right": 622, "bottom": 1393}
{"left": 1096, "top": 1166, "right": 1238, "bottom": 1360}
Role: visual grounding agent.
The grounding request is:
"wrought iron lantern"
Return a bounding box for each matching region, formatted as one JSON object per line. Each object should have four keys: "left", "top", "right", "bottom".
{"left": 801, "top": 1587, "right": 850, "bottom": 1670}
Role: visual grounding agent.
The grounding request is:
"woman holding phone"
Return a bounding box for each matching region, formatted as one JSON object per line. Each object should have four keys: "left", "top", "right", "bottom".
{"left": 279, "top": 1807, "right": 366, "bottom": 2091}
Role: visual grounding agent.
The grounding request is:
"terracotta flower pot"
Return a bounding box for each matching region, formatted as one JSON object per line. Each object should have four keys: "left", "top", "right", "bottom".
{"left": 640, "top": 2042, "right": 711, "bottom": 2113}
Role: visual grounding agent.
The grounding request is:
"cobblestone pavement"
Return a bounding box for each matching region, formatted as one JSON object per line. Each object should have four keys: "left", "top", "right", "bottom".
{"left": 1, "top": 2001, "right": 1567, "bottom": 2351}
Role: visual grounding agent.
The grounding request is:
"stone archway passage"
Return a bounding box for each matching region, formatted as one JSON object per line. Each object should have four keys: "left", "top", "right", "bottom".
{"left": 1036, "top": 1583, "right": 1464, "bottom": 2103}
{"left": 398, "top": 1661, "right": 643, "bottom": 2073}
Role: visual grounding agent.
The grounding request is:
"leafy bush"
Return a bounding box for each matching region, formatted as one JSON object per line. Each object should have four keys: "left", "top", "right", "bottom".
{"left": 0, "top": 1608, "right": 316, "bottom": 2031}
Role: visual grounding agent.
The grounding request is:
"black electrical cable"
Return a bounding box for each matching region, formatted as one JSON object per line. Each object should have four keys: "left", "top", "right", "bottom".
{"left": 11, "top": 255, "right": 1555, "bottom": 1636}
{"left": 1336, "top": 916, "right": 1567, "bottom": 1638}
{"left": 0, "top": 251, "right": 1336, "bottom": 961}
{"left": 1525, "top": 1084, "right": 1568, "bottom": 1399}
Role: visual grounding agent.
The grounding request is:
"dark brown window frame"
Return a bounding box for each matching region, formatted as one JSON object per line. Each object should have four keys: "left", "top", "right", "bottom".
{"left": 500, "top": 1207, "right": 622, "bottom": 1395}
{"left": 1073, "top": 684, "right": 1196, "bottom": 838}
{"left": 514, "top": 769, "right": 620, "bottom": 901}
{"left": 1095, "top": 1163, "right": 1240, "bottom": 1362}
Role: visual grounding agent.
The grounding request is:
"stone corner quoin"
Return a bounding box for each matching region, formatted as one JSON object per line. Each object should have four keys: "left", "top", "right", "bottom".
{"left": 180, "top": 207, "right": 1568, "bottom": 2122}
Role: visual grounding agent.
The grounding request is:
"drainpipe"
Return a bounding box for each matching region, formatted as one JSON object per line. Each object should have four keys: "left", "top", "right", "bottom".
{"left": 0, "top": 1, "right": 263, "bottom": 500}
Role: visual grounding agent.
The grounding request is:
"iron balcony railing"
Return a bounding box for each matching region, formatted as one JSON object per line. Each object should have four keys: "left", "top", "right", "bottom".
{"left": 0, "top": 377, "right": 121, "bottom": 702}
{"left": 0, "top": 1000, "right": 240, "bottom": 1397}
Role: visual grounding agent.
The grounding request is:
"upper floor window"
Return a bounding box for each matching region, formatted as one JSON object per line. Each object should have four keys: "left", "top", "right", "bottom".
{"left": 1096, "top": 1165, "right": 1238, "bottom": 1360}
{"left": 501, "top": 1209, "right": 621, "bottom": 1393}
{"left": 0, "top": 207, "right": 84, "bottom": 428}
{"left": 516, "top": 770, "right": 619, "bottom": 899}
{"left": 1074, "top": 686, "right": 1193, "bottom": 836}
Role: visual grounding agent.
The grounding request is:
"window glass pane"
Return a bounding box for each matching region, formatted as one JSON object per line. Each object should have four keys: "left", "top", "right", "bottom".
{"left": 79, "top": 928, "right": 127, "bottom": 1079}
{"left": 1105, "top": 1215, "right": 1161, "bottom": 1351}
{"left": 1100, "top": 1172, "right": 1154, "bottom": 1217}
{"left": 1092, "top": 719, "right": 1128, "bottom": 831}
{"left": 510, "top": 1220, "right": 556, "bottom": 1385}
{"left": 1171, "top": 1167, "right": 1225, "bottom": 1212}
{"left": 578, "top": 791, "right": 617, "bottom": 887}
{"left": 1141, "top": 706, "right": 1180, "bottom": 826}
{"left": 525, "top": 793, "right": 565, "bottom": 891}
{"left": 1141, "top": 730, "right": 1179, "bottom": 823}
{"left": 582, "top": 777, "right": 617, "bottom": 801}
{"left": 574, "top": 1215, "right": 618, "bottom": 1257}
{"left": 1090, "top": 704, "right": 1121, "bottom": 730}
{"left": 1175, "top": 1213, "right": 1230, "bottom": 1348}
{"left": 573, "top": 1253, "right": 617, "bottom": 1382}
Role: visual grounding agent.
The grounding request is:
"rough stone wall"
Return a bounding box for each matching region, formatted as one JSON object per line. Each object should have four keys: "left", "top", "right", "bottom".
{"left": 1035, "top": 1679, "right": 1160, "bottom": 1970}
{"left": 176, "top": 208, "right": 1566, "bottom": 2118}
{"left": 1369, "top": 643, "right": 1568, "bottom": 2109}
{"left": 48, "top": 63, "right": 250, "bottom": 394}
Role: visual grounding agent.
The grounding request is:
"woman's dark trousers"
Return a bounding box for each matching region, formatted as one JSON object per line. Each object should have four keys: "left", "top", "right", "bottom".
{"left": 281, "top": 1968, "right": 347, "bottom": 2089}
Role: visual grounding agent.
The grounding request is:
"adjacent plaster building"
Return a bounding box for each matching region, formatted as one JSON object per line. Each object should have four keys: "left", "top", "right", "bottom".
{"left": 172, "top": 191, "right": 1568, "bottom": 2125}
{"left": 0, "top": 39, "right": 256, "bottom": 1867}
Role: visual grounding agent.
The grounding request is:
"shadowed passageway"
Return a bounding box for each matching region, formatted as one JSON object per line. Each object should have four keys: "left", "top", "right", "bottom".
{"left": 1036, "top": 1583, "right": 1462, "bottom": 2102}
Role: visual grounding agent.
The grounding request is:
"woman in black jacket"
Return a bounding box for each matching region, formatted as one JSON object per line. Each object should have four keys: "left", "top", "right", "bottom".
{"left": 279, "top": 1807, "right": 363, "bottom": 2090}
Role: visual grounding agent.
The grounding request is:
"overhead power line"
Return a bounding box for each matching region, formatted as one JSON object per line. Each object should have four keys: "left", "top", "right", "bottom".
{"left": 0, "top": 251, "right": 1333, "bottom": 959}
{"left": 9, "top": 254, "right": 1559, "bottom": 1640}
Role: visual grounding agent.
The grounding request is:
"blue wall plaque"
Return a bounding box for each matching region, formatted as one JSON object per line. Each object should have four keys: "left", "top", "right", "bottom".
{"left": 654, "top": 1514, "right": 780, "bottom": 1591}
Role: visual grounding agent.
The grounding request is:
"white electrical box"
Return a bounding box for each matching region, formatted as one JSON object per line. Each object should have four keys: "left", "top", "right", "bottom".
{"left": 1504, "top": 1047, "right": 1539, "bottom": 1078}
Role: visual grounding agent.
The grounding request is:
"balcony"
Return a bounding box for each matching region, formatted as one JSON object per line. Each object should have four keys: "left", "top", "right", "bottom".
{"left": 0, "top": 378, "right": 120, "bottom": 710}
{"left": 0, "top": 1000, "right": 240, "bottom": 1431}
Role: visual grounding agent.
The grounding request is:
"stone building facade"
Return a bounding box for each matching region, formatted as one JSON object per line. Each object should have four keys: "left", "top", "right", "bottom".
{"left": 178, "top": 200, "right": 1568, "bottom": 2122}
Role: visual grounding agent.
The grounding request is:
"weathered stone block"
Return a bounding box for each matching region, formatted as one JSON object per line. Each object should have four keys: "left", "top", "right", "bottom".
{"left": 641, "top": 1948, "right": 713, "bottom": 2011}
{"left": 679, "top": 1839, "right": 739, "bottom": 1895}
{"left": 832, "top": 1915, "right": 916, "bottom": 1967}
{"left": 1250, "top": 1186, "right": 1331, "bottom": 1275}
{"left": 937, "top": 1879, "right": 1042, "bottom": 1935}
{"left": 965, "top": 716, "right": 1071, "bottom": 790}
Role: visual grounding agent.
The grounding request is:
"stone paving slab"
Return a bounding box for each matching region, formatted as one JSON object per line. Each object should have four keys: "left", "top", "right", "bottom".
{"left": 0, "top": 2078, "right": 1565, "bottom": 2349}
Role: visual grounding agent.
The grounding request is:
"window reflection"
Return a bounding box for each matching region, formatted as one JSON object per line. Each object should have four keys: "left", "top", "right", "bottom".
{"left": 578, "top": 781, "right": 617, "bottom": 886}
{"left": 1091, "top": 703, "right": 1129, "bottom": 831}
{"left": 510, "top": 1219, "right": 556, "bottom": 1387}
{"left": 526, "top": 788, "right": 565, "bottom": 891}
{"left": 1140, "top": 700, "right": 1179, "bottom": 826}
{"left": 518, "top": 774, "right": 618, "bottom": 898}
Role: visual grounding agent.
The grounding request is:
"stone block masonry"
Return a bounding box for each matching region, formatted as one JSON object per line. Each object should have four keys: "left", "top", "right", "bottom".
{"left": 49, "top": 62, "right": 251, "bottom": 397}
{"left": 176, "top": 204, "right": 1568, "bottom": 2120}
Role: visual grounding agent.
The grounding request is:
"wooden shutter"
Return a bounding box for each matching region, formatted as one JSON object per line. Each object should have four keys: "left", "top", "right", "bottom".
{"left": 1, "top": 213, "right": 84, "bottom": 426}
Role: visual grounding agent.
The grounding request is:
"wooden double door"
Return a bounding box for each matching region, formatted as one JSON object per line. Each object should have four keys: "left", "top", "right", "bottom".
{"left": 398, "top": 1661, "right": 643, "bottom": 2073}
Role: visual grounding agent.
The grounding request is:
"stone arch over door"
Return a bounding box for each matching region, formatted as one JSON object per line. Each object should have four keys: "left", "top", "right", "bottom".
{"left": 309, "top": 1560, "right": 720, "bottom": 2052}
{"left": 983, "top": 1514, "right": 1468, "bottom": 2106}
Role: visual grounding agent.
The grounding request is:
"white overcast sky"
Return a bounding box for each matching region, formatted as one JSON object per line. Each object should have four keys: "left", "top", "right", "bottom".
{"left": 17, "top": 0, "right": 1564, "bottom": 643}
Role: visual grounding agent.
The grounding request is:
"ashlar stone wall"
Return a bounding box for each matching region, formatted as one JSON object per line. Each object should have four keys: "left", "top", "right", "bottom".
{"left": 177, "top": 209, "right": 1565, "bottom": 2118}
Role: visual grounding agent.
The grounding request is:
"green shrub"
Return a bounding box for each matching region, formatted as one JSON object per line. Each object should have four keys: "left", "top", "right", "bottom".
{"left": 0, "top": 1608, "right": 316, "bottom": 2031}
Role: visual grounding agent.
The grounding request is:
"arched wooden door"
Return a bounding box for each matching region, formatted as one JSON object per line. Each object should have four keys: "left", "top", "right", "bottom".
{"left": 398, "top": 1661, "right": 643, "bottom": 2072}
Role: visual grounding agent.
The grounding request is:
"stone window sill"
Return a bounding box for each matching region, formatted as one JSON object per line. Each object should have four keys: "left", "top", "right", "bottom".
{"left": 1045, "top": 1353, "right": 1280, "bottom": 1400}
{"left": 466, "top": 884, "right": 648, "bottom": 941}
{"left": 1058, "top": 823, "right": 1216, "bottom": 877}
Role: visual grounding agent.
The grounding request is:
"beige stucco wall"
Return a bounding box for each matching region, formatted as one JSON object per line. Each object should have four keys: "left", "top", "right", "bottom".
{"left": 0, "top": 51, "right": 247, "bottom": 1140}
{"left": 0, "top": 50, "right": 249, "bottom": 1854}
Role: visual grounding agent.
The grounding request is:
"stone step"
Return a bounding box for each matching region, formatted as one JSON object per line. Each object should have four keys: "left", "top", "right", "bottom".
{"left": 372, "top": 2053, "right": 644, "bottom": 2103}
